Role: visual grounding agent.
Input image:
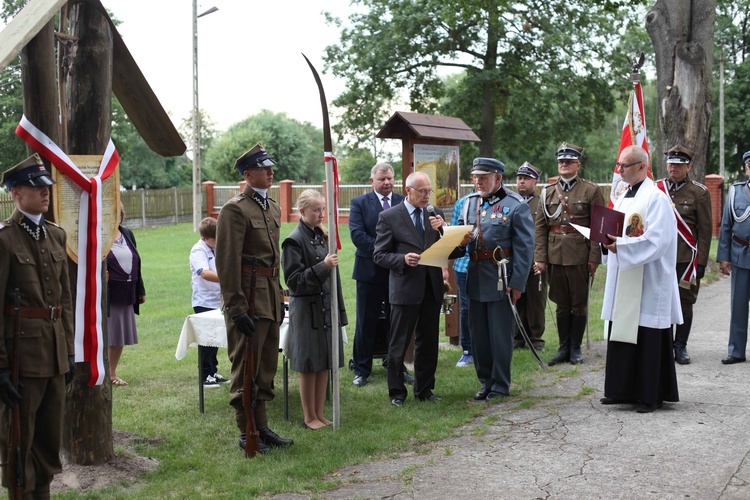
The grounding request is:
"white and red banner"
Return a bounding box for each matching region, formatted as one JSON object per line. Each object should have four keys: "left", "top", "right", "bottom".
{"left": 16, "top": 115, "right": 119, "bottom": 386}
{"left": 609, "top": 81, "right": 652, "bottom": 208}
{"left": 324, "top": 152, "right": 341, "bottom": 251}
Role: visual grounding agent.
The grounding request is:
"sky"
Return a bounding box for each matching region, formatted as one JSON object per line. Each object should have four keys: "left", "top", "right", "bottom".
{"left": 100, "top": 0, "right": 356, "bottom": 133}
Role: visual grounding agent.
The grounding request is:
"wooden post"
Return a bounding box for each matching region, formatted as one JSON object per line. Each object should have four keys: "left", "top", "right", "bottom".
{"left": 140, "top": 188, "right": 146, "bottom": 227}
{"left": 63, "top": 2, "right": 114, "bottom": 465}
{"left": 203, "top": 181, "right": 217, "bottom": 218}
{"left": 173, "top": 186, "right": 179, "bottom": 224}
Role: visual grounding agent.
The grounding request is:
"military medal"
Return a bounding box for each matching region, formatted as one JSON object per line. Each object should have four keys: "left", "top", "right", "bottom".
{"left": 502, "top": 216, "right": 508, "bottom": 222}
{"left": 491, "top": 213, "right": 497, "bottom": 219}
{"left": 481, "top": 210, "right": 487, "bottom": 217}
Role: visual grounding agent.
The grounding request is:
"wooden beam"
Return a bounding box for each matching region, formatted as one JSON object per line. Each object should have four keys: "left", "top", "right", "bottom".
{"left": 0, "top": 0, "right": 68, "bottom": 72}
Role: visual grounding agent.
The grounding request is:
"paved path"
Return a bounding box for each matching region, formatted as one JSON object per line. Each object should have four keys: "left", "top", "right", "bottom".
{"left": 276, "top": 275, "right": 750, "bottom": 499}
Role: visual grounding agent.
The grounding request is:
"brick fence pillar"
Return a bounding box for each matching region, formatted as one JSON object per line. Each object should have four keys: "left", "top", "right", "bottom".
{"left": 279, "top": 179, "right": 295, "bottom": 223}
{"left": 704, "top": 174, "right": 724, "bottom": 238}
{"left": 202, "top": 181, "right": 217, "bottom": 219}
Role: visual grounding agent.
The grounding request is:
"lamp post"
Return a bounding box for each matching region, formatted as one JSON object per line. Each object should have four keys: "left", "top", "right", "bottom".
{"left": 192, "top": 3, "right": 218, "bottom": 232}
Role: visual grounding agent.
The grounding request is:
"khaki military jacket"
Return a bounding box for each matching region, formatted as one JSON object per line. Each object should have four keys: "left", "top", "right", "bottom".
{"left": 215, "top": 186, "right": 283, "bottom": 322}
{"left": 660, "top": 178, "right": 712, "bottom": 266}
{"left": 534, "top": 177, "right": 604, "bottom": 266}
{"left": 0, "top": 210, "right": 74, "bottom": 377}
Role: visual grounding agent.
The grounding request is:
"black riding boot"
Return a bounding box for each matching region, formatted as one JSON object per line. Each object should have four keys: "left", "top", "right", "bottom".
{"left": 674, "top": 317, "right": 692, "bottom": 364}
{"left": 548, "top": 314, "right": 571, "bottom": 366}
{"left": 569, "top": 315, "right": 587, "bottom": 364}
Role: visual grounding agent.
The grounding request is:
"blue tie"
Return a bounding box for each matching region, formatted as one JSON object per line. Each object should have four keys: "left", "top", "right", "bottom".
{"left": 414, "top": 208, "right": 425, "bottom": 242}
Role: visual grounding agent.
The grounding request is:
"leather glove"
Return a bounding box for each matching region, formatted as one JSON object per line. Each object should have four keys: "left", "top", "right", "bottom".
{"left": 65, "top": 355, "right": 76, "bottom": 385}
{"left": 232, "top": 312, "right": 256, "bottom": 337}
{"left": 696, "top": 265, "right": 706, "bottom": 280}
{"left": 0, "top": 369, "right": 22, "bottom": 408}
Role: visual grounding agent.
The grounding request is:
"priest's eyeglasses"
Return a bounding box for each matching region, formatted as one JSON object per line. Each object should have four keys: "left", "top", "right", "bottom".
{"left": 615, "top": 161, "right": 641, "bottom": 169}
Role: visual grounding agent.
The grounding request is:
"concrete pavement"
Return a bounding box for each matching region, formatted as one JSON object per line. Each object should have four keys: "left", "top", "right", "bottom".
{"left": 276, "top": 275, "right": 750, "bottom": 499}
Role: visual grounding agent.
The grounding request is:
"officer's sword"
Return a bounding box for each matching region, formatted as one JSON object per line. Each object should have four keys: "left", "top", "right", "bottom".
{"left": 499, "top": 258, "right": 547, "bottom": 369}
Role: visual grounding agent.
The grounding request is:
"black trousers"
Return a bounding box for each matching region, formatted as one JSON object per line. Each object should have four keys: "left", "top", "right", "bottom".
{"left": 387, "top": 276, "right": 440, "bottom": 400}
{"left": 194, "top": 306, "right": 219, "bottom": 377}
{"left": 352, "top": 280, "right": 390, "bottom": 378}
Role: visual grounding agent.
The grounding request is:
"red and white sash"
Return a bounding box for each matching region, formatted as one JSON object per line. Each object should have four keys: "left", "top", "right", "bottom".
{"left": 656, "top": 179, "right": 697, "bottom": 286}
{"left": 16, "top": 115, "right": 119, "bottom": 386}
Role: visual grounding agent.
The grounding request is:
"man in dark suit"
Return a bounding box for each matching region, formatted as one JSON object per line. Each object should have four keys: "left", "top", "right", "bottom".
{"left": 350, "top": 163, "right": 405, "bottom": 387}
{"left": 373, "top": 171, "right": 470, "bottom": 407}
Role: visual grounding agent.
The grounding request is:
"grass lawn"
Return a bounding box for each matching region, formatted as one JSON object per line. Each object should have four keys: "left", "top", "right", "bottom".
{"left": 56, "top": 222, "right": 718, "bottom": 498}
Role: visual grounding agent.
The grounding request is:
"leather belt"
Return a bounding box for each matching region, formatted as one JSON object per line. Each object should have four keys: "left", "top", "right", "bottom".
{"left": 241, "top": 265, "right": 279, "bottom": 277}
{"left": 549, "top": 225, "right": 577, "bottom": 234}
{"left": 4, "top": 304, "right": 63, "bottom": 320}
{"left": 733, "top": 235, "right": 750, "bottom": 247}
{"left": 470, "top": 247, "right": 513, "bottom": 262}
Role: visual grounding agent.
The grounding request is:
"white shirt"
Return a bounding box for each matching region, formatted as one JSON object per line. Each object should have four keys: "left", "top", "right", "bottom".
{"left": 601, "top": 178, "right": 683, "bottom": 328}
{"left": 190, "top": 239, "right": 221, "bottom": 309}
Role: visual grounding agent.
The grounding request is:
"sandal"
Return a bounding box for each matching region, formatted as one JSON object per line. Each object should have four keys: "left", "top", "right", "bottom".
{"left": 111, "top": 377, "right": 128, "bottom": 386}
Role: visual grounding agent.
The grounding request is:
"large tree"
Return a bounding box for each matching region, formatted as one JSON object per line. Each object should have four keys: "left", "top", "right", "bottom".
{"left": 325, "top": 0, "right": 646, "bottom": 159}
{"left": 646, "top": 0, "right": 717, "bottom": 180}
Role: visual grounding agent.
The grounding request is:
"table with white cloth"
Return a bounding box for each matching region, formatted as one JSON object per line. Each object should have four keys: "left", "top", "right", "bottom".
{"left": 175, "top": 308, "right": 290, "bottom": 415}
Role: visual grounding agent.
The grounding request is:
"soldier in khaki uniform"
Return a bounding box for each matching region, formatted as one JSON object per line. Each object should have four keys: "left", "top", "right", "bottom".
{"left": 656, "top": 146, "right": 712, "bottom": 364}
{"left": 535, "top": 143, "right": 605, "bottom": 365}
{"left": 514, "top": 163, "right": 547, "bottom": 351}
{"left": 215, "top": 144, "right": 293, "bottom": 454}
{"left": 0, "top": 155, "right": 75, "bottom": 497}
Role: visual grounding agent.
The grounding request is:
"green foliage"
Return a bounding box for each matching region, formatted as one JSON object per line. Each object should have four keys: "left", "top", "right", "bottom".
{"left": 111, "top": 99, "right": 191, "bottom": 189}
{"left": 338, "top": 146, "right": 377, "bottom": 183}
{"left": 0, "top": 58, "right": 25, "bottom": 170}
{"left": 708, "top": 0, "right": 750, "bottom": 179}
{"left": 203, "top": 110, "right": 326, "bottom": 184}
{"left": 324, "top": 0, "right": 648, "bottom": 159}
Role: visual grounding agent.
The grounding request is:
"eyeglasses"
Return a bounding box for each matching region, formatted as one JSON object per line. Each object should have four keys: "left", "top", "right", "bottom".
{"left": 557, "top": 159, "right": 580, "bottom": 165}
{"left": 411, "top": 188, "right": 434, "bottom": 196}
{"left": 615, "top": 161, "right": 642, "bottom": 169}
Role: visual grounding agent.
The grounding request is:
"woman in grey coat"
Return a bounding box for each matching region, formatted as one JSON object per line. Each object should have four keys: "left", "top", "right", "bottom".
{"left": 282, "top": 190, "right": 347, "bottom": 429}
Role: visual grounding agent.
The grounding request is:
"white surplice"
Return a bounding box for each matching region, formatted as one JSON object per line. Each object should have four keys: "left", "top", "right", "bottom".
{"left": 601, "top": 177, "right": 683, "bottom": 342}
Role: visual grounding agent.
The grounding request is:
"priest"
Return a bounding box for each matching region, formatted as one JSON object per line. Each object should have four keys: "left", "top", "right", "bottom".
{"left": 599, "top": 145, "right": 681, "bottom": 413}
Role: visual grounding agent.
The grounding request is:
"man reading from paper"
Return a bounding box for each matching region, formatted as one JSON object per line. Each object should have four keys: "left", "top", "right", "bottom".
{"left": 600, "top": 145, "right": 681, "bottom": 413}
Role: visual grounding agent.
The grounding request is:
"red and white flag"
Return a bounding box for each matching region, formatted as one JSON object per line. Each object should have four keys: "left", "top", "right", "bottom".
{"left": 609, "top": 81, "right": 652, "bottom": 207}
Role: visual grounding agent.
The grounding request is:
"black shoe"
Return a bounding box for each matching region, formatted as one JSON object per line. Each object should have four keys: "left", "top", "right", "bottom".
{"left": 258, "top": 427, "right": 294, "bottom": 448}
{"left": 391, "top": 398, "right": 405, "bottom": 407}
{"left": 599, "top": 397, "right": 634, "bottom": 405}
{"left": 635, "top": 403, "right": 662, "bottom": 413}
{"left": 418, "top": 394, "right": 442, "bottom": 402}
{"left": 674, "top": 346, "right": 691, "bottom": 364}
{"left": 721, "top": 355, "right": 747, "bottom": 365}
{"left": 239, "top": 434, "right": 270, "bottom": 454}
{"left": 402, "top": 370, "right": 415, "bottom": 384}
{"left": 548, "top": 349, "right": 569, "bottom": 366}
{"left": 474, "top": 387, "right": 491, "bottom": 401}
{"left": 485, "top": 391, "right": 507, "bottom": 401}
{"left": 353, "top": 375, "right": 367, "bottom": 387}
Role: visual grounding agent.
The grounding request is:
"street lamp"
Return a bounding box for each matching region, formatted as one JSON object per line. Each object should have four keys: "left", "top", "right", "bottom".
{"left": 192, "top": 3, "right": 218, "bottom": 232}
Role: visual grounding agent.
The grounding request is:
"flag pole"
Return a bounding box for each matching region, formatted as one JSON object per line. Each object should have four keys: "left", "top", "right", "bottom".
{"left": 302, "top": 53, "right": 341, "bottom": 429}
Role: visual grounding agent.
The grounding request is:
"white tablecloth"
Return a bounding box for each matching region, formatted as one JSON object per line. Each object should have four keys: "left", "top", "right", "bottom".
{"left": 175, "top": 309, "right": 290, "bottom": 360}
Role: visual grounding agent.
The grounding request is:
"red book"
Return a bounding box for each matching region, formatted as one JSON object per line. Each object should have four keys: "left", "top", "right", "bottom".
{"left": 590, "top": 204, "right": 625, "bottom": 244}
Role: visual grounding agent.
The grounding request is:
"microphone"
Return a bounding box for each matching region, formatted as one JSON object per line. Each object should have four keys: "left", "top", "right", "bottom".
{"left": 426, "top": 204, "right": 444, "bottom": 235}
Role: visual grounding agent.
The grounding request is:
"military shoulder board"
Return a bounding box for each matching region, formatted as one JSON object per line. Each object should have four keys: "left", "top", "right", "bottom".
{"left": 690, "top": 180, "right": 708, "bottom": 191}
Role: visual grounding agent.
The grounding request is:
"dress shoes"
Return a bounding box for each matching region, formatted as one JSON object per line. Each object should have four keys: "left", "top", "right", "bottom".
{"left": 599, "top": 397, "right": 635, "bottom": 405}
{"left": 258, "top": 427, "right": 294, "bottom": 448}
{"left": 353, "top": 375, "right": 367, "bottom": 387}
{"left": 485, "top": 391, "right": 508, "bottom": 401}
{"left": 635, "top": 403, "right": 662, "bottom": 413}
{"left": 474, "top": 387, "right": 491, "bottom": 401}
{"left": 239, "top": 434, "right": 270, "bottom": 454}
{"left": 418, "top": 394, "right": 442, "bottom": 402}
{"left": 391, "top": 398, "right": 405, "bottom": 407}
{"left": 402, "top": 370, "right": 415, "bottom": 384}
{"left": 674, "top": 346, "right": 691, "bottom": 364}
{"left": 721, "top": 355, "right": 746, "bottom": 365}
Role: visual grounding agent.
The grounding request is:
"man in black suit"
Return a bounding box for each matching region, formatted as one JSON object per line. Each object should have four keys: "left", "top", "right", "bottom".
{"left": 374, "top": 171, "right": 470, "bottom": 406}
{"left": 350, "top": 163, "right": 405, "bottom": 387}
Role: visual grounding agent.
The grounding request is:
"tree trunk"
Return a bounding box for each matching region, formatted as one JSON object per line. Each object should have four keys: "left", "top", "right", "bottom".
{"left": 646, "top": 0, "right": 717, "bottom": 181}
{"left": 62, "top": 2, "right": 114, "bottom": 465}
{"left": 479, "top": 12, "right": 499, "bottom": 157}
